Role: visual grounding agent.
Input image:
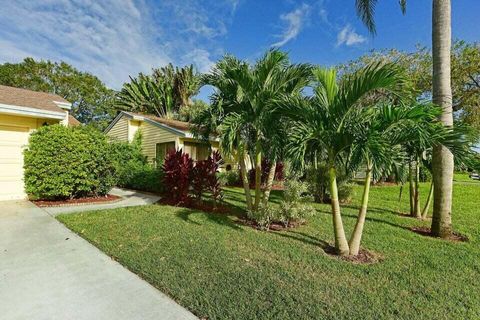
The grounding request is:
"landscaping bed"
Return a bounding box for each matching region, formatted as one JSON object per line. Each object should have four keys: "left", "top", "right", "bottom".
{"left": 57, "top": 182, "right": 480, "bottom": 320}
{"left": 33, "top": 194, "right": 121, "bottom": 207}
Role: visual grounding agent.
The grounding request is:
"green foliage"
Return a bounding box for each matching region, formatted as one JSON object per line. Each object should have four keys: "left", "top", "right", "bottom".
{"left": 117, "top": 64, "right": 201, "bottom": 119}
{"left": 305, "top": 164, "right": 355, "bottom": 203}
{"left": 24, "top": 125, "right": 115, "bottom": 200}
{"left": 0, "top": 57, "right": 116, "bottom": 129}
{"left": 217, "top": 170, "right": 240, "bottom": 187}
{"left": 178, "top": 99, "right": 209, "bottom": 122}
{"left": 109, "top": 133, "right": 163, "bottom": 193}
{"left": 248, "top": 179, "right": 316, "bottom": 229}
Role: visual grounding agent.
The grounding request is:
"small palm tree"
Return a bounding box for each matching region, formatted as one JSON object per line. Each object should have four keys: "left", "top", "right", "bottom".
{"left": 278, "top": 62, "right": 406, "bottom": 255}
{"left": 194, "top": 50, "right": 311, "bottom": 212}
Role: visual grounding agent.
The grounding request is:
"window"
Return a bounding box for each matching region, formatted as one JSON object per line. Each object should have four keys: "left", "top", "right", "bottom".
{"left": 155, "top": 142, "right": 176, "bottom": 166}
{"left": 183, "top": 141, "right": 211, "bottom": 161}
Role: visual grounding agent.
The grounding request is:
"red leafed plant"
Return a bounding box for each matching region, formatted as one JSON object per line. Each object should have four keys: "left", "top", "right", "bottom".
{"left": 191, "top": 151, "right": 223, "bottom": 207}
{"left": 162, "top": 149, "right": 193, "bottom": 205}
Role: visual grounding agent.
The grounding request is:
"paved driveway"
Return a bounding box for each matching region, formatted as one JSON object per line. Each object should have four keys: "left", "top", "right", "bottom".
{"left": 0, "top": 200, "right": 197, "bottom": 320}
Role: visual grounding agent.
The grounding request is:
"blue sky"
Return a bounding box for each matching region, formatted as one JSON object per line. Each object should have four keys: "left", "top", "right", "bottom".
{"left": 0, "top": 0, "right": 478, "bottom": 100}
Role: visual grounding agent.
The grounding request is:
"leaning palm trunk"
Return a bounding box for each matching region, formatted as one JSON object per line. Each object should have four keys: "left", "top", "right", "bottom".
{"left": 349, "top": 164, "right": 372, "bottom": 256}
{"left": 328, "top": 165, "right": 350, "bottom": 256}
{"left": 431, "top": 0, "right": 454, "bottom": 238}
{"left": 262, "top": 160, "right": 277, "bottom": 205}
{"left": 422, "top": 181, "right": 434, "bottom": 219}
{"left": 253, "top": 140, "right": 262, "bottom": 211}
{"left": 238, "top": 146, "right": 253, "bottom": 211}
{"left": 413, "top": 159, "right": 421, "bottom": 218}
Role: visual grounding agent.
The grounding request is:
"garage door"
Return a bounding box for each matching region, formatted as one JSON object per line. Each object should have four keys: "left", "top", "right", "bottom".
{"left": 0, "top": 125, "right": 29, "bottom": 200}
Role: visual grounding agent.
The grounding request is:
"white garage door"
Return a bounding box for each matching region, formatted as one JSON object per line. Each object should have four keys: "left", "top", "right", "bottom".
{"left": 0, "top": 125, "right": 29, "bottom": 200}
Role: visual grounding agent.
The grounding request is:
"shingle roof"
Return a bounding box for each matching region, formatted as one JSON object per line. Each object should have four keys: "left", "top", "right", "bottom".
{"left": 125, "top": 112, "right": 191, "bottom": 132}
{"left": 0, "top": 85, "right": 70, "bottom": 114}
{"left": 68, "top": 115, "right": 81, "bottom": 127}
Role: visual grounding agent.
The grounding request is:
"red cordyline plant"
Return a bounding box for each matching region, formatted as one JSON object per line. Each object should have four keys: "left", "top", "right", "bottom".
{"left": 162, "top": 149, "right": 193, "bottom": 205}
{"left": 192, "top": 151, "right": 223, "bottom": 207}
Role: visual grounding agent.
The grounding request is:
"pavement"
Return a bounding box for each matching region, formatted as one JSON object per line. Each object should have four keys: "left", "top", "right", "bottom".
{"left": 0, "top": 191, "right": 197, "bottom": 320}
{"left": 43, "top": 187, "right": 161, "bottom": 216}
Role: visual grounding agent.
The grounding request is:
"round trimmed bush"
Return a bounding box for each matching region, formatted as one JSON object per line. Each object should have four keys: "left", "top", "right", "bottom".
{"left": 24, "top": 124, "right": 115, "bottom": 200}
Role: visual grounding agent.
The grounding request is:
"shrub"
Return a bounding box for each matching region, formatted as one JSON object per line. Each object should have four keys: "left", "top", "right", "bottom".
{"left": 217, "top": 169, "right": 241, "bottom": 187}
{"left": 24, "top": 125, "right": 115, "bottom": 200}
{"left": 248, "top": 159, "right": 284, "bottom": 186}
{"left": 109, "top": 133, "right": 163, "bottom": 193}
{"left": 248, "top": 179, "right": 316, "bottom": 230}
{"left": 162, "top": 149, "right": 193, "bottom": 204}
{"left": 191, "top": 151, "right": 223, "bottom": 205}
{"left": 305, "top": 163, "right": 355, "bottom": 203}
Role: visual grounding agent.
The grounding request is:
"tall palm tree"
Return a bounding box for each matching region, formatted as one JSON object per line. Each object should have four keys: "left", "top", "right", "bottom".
{"left": 194, "top": 50, "right": 311, "bottom": 212}
{"left": 354, "top": 0, "right": 454, "bottom": 238}
{"left": 278, "top": 62, "right": 406, "bottom": 255}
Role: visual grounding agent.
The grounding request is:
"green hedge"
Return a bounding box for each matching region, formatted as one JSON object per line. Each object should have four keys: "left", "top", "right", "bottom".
{"left": 109, "top": 133, "right": 163, "bottom": 193}
{"left": 24, "top": 125, "right": 115, "bottom": 200}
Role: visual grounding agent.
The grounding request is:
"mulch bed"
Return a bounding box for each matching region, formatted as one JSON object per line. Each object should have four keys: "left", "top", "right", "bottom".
{"left": 410, "top": 226, "right": 469, "bottom": 242}
{"left": 323, "top": 245, "right": 384, "bottom": 264}
{"left": 33, "top": 194, "right": 121, "bottom": 207}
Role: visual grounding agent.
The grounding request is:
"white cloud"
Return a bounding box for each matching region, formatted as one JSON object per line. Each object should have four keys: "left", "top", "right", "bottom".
{"left": 272, "top": 3, "right": 311, "bottom": 47}
{"left": 182, "top": 49, "right": 215, "bottom": 74}
{"left": 0, "top": 0, "right": 238, "bottom": 89}
{"left": 336, "top": 24, "right": 367, "bottom": 47}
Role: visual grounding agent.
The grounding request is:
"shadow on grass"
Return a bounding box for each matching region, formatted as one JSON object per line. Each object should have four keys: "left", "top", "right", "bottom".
{"left": 174, "top": 204, "right": 245, "bottom": 231}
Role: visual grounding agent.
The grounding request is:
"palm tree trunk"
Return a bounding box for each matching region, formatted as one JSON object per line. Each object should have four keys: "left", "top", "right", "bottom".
{"left": 398, "top": 184, "right": 404, "bottom": 213}
{"left": 414, "top": 159, "right": 421, "bottom": 218}
{"left": 409, "top": 162, "right": 415, "bottom": 216}
{"left": 238, "top": 146, "right": 253, "bottom": 211}
{"left": 253, "top": 140, "right": 262, "bottom": 211}
{"left": 262, "top": 160, "right": 277, "bottom": 205}
{"left": 328, "top": 165, "right": 349, "bottom": 256}
{"left": 431, "top": 0, "right": 454, "bottom": 238}
{"left": 422, "top": 181, "right": 434, "bottom": 219}
{"left": 349, "top": 164, "right": 372, "bottom": 256}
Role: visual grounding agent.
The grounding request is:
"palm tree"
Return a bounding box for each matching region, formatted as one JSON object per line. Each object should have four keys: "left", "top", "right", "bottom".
{"left": 278, "top": 62, "right": 406, "bottom": 255}
{"left": 354, "top": 0, "right": 454, "bottom": 238}
{"left": 194, "top": 50, "right": 311, "bottom": 212}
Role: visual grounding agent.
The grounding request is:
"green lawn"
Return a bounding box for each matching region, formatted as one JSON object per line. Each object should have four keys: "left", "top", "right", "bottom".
{"left": 57, "top": 177, "right": 480, "bottom": 320}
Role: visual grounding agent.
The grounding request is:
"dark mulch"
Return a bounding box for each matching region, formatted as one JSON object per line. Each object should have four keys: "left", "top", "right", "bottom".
{"left": 411, "top": 226, "right": 469, "bottom": 242}
{"left": 323, "top": 245, "right": 384, "bottom": 264}
{"left": 33, "top": 194, "right": 121, "bottom": 207}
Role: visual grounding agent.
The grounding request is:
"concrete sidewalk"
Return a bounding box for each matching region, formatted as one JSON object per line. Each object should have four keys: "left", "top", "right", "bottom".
{"left": 43, "top": 188, "right": 161, "bottom": 216}
{"left": 0, "top": 200, "right": 197, "bottom": 320}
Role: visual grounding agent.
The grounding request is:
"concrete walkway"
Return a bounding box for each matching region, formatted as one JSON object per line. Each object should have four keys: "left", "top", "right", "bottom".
{"left": 43, "top": 188, "right": 161, "bottom": 216}
{"left": 0, "top": 200, "right": 197, "bottom": 320}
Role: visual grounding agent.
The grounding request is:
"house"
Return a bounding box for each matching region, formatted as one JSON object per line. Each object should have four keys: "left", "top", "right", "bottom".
{"left": 0, "top": 85, "right": 78, "bottom": 200}
{"left": 104, "top": 111, "right": 235, "bottom": 169}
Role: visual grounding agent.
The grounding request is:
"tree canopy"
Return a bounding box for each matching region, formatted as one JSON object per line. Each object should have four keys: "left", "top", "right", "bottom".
{"left": 0, "top": 57, "right": 116, "bottom": 129}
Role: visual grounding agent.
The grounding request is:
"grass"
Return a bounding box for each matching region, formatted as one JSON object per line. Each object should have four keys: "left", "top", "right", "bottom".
{"left": 57, "top": 175, "right": 480, "bottom": 320}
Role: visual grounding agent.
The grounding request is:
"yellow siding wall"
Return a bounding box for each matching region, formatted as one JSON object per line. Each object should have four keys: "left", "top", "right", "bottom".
{"left": 140, "top": 122, "right": 178, "bottom": 163}
{"left": 107, "top": 117, "right": 129, "bottom": 142}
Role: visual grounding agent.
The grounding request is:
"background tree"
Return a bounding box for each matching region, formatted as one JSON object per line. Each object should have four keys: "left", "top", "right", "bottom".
{"left": 355, "top": 0, "right": 456, "bottom": 238}
{"left": 0, "top": 57, "right": 116, "bottom": 129}
{"left": 117, "top": 64, "right": 201, "bottom": 119}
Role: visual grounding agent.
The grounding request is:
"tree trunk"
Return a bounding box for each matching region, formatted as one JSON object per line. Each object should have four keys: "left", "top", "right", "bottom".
{"left": 349, "top": 164, "right": 372, "bottom": 256}
{"left": 409, "top": 162, "right": 415, "bottom": 216}
{"left": 398, "top": 184, "right": 404, "bottom": 213}
{"left": 328, "top": 165, "right": 349, "bottom": 256}
{"left": 253, "top": 140, "right": 262, "bottom": 211}
{"left": 431, "top": 0, "right": 454, "bottom": 238}
{"left": 422, "top": 181, "right": 434, "bottom": 219}
{"left": 262, "top": 160, "right": 277, "bottom": 205}
{"left": 414, "top": 159, "right": 421, "bottom": 218}
{"left": 238, "top": 146, "right": 253, "bottom": 212}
